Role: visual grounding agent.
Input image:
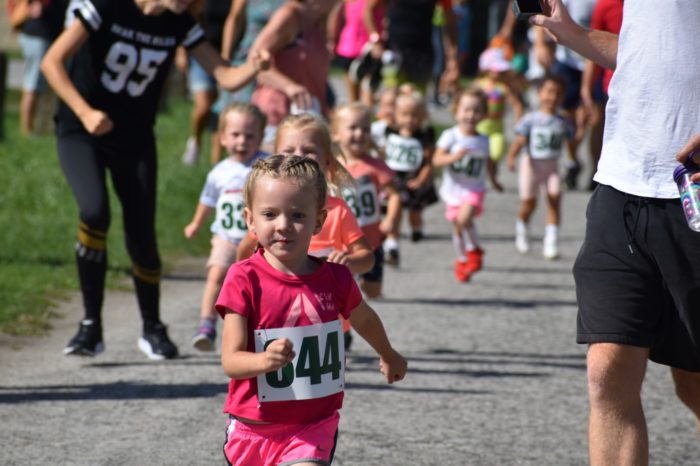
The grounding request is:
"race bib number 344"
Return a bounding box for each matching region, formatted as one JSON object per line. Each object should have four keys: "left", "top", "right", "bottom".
{"left": 254, "top": 320, "right": 345, "bottom": 402}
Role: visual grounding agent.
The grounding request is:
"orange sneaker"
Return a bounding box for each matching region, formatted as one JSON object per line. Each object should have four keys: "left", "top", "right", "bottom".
{"left": 454, "top": 259, "right": 471, "bottom": 282}
{"left": 465, "top": 248, "right": 484, "bottom": 274}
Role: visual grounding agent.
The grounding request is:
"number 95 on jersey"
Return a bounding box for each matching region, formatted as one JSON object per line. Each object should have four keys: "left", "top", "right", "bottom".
{"left": 254, "top": 320, "right": 345, "bottom": 402}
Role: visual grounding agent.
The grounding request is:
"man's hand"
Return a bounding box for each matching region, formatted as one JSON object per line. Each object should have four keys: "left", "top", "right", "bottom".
{"left": 676, "top": 133, "right": 700, "bottom": 182}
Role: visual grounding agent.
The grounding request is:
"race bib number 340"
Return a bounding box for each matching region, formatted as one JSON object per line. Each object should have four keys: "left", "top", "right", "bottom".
{"left": 254, "top": 320, "right": 345, "bottom": 402}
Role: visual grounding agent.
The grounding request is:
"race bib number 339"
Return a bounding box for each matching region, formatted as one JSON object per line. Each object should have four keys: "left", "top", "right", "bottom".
{"left": 254, "top": 320, "right": 345, "bottom": 402}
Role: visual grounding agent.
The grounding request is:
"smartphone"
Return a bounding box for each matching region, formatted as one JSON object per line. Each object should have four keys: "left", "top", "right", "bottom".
{"left": 512, "top": 0, "right": 547, "bottom": 20}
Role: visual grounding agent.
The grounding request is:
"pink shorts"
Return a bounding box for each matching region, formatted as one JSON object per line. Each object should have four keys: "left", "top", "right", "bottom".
{"left": 224, "top": 411, "right": 340, "bottom": 466}
{"left": 518, "top": 155, "right": 561, "bottom": 200}
{"left": 207, "top": 234, "right": 238, "bottom": 269}
{"left": 444, "top": 191, "right": 486, "bottom": 222}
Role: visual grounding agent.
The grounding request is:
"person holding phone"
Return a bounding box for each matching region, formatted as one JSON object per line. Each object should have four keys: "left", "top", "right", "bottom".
{"left": 532, "top": 1, "right": 700, "bottom": 465}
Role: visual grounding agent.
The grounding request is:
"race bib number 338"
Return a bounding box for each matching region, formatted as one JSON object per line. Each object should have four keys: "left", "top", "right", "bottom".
{"left": 254, "top": 320, "right": 345, "bottom": 402}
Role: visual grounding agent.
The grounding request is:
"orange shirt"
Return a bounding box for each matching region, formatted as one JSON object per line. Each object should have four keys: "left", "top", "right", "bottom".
{"left": 309, "top": 196, "right": 365, "bottom": 256}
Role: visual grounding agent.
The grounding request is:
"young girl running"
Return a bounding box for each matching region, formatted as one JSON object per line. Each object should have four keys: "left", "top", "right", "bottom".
{"left": 41, "top": 0, "right": 267, "bottom": 359}
{"left": 333, "top": 102, "right": 401, "bottom": 298}
{"left": 235, "top": 113, "right": 374, "bottom": 349}
{"left": 433, "top": 88, "right": 503, "bottom": 282}
{"left": 382, "top": 88, "right": 438, "bottom": 265}
{"left": 236, "top": 114, "right": 374, "bottom": 275}
{"left": 217, "top": 155, "right": 407, "bottom": 466}
{"left": 506, "top": 74, "right": 574, "bottom": 260}
{"left": 183, "top": 103, "right": 267, "bottom": 352}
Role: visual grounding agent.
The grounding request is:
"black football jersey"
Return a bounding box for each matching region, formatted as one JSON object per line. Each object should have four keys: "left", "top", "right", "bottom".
{"left": 57, "top": 0, "right": 205, "bottom": 137}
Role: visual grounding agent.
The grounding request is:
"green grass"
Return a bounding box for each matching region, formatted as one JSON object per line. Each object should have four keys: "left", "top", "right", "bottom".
{"left": 0, "top": 91, "right": 213, "bottom": 335}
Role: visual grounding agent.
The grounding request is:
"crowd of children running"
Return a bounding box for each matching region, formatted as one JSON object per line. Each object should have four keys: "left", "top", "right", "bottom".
{"left": 28, "top": 0, "right": 619, "bottom": 463}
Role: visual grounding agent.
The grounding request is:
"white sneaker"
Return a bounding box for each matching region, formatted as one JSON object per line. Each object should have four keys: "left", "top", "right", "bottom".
{"left": 543, "top": 233, "right": 559, "bottom": 260}
{"left": 181, "top": 137, "right": 199, "bottom": 166}
{"left": 515, "top": 223, "right": 530, "bottom": 254}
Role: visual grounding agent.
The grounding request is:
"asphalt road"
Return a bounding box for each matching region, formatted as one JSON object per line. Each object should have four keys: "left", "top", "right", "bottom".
{"left": 2, "top": 162, "right": 700, "bottom": 465}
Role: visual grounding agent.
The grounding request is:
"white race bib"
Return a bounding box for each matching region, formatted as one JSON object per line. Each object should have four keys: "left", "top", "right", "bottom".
{"left": 215, "top": 191, "right": 247, "bottom": 242}
{"left": 254, "top": 320, "right": 345, "bottom": 402}
{"left": 529, "top": 126, "right": 563, "bottom": 159}
{"left": 342, "top": 176, "right": 381, "bottom": 227}
{"left": 385, "top": 134, "right": 424, "bottom": 172}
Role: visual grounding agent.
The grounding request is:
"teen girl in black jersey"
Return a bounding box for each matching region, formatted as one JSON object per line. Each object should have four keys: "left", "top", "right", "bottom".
{"left": 41, "top": 0, "right": 268, "bottom": 359}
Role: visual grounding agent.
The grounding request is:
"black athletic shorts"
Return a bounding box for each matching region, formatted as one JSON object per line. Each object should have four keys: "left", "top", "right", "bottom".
{"left": 361, "top": 246, "right": 385, "bottom": 283}
{"left": 573, "top": 184, "right": 700, "bottom": 372}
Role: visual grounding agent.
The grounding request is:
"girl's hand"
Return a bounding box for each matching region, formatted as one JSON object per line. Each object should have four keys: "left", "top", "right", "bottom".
{"left": 263, "top": 338, "right": 295, "bottom": 372}
{"left": 453, "top": 148, "right": 469, "bottom": 162}
{"left": 80, "top": 109, "right": 113, "bottom": 135}
{"left": 251, "top": 49, "right": 271, "bottom": 72}
{"left": 379, "top": 348, "right": 407, "bottom": 384}
{"left": 326, "top": 250, "right": 350, "bottom": 266}
{"left": 183, "top": 222, "right": 198, "bottom": 239}
{"left": 506, "top": 156, "right": 517, "bottom": 172}
{"left": 405, "top": 178, "right": 423, "bottom": 191}
{"left": 284, "top": 82, "right": 313, "bottom": 112}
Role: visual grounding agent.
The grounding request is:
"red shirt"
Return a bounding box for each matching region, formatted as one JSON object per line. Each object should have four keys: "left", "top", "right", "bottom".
{"left": 342, "top": 155, "right": 396, "bottom": 249}
{"left": 590, "top": 0, "right": 623, "bottom": 93}
{"left": 216, "top": 249, "right": 362, "bottom": 424}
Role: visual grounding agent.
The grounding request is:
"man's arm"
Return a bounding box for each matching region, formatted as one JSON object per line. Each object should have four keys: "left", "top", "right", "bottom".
{"left": 530, "top": 0, "right": 618, "bottom": 70}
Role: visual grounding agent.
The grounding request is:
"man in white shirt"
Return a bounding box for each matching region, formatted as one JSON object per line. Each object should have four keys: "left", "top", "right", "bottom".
{"left": 533, "top": 1, "right": 700, "bottom": 465}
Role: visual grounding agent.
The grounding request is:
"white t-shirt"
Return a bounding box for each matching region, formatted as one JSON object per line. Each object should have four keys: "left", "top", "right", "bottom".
{"left": 436, "top": 126, "right": 490, "bottom": 205}
{"left": 515, "top": 111, "right": 574, "bottom": 160}
{"left": 199, "top": 152, "right": 267, "bottom": 243}
{"left": 555, "top": 0, "right": 596, "bottom": 71}
{"left": 595, "top": 0, "right": 700, "bottom": 198}
{"left": 371, "top": 120, "right": 389, "bottom": 151}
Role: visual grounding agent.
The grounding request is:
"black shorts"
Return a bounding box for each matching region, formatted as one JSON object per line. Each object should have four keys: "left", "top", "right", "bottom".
{"left": 573, "top": 184, "right": 700, "bottom": 371}
{"left": 395, "top": 171, "right": 438, "bottom": 211}
{"left": 360, "top": 246, "right": 385, "bottom": 283}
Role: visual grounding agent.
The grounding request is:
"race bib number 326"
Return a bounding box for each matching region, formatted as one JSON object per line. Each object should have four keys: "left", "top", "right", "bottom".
{"left": 254, "top": 320, "right": 345, "bottom": 402}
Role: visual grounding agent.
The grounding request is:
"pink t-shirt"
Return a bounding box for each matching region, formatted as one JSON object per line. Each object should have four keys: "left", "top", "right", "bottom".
{"left": 309, "top": 196, "right": 365, "bottom": 255}
{"left": 216, "top": 249, "right": 363, "bottom": 424}
{"left": 343, "top": 156, "right": 396, "bottom": 249}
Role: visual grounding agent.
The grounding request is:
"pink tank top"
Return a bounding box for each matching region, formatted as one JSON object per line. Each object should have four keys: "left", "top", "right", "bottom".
{"left": 335, "top": 0, "right": 384, "bottom": 59}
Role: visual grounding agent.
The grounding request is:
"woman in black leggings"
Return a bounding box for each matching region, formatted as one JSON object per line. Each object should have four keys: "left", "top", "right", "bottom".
{"left": 41, "top": 0, "right": 266, "bottom": 359}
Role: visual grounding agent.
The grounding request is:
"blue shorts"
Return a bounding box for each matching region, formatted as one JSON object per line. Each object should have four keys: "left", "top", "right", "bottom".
{"left": 19, "top": 33, "right": 49, "bottom": 92}
{"left": 551, "top": 61, "right": 582, "bottom": 110}
{"left": 188, "top": 56, "right": 216, "bottom": 94}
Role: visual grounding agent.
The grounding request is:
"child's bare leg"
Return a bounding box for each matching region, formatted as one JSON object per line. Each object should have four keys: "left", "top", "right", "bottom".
{"left": 544, "top": 192, "right": 561, "bottom": 226}
{"left": 361, "top": 279, "right": 382, "bottom": 299}
{"left": 518, "top": 198, "right": 537, "bottom": 224}
{"left": 409, "top": 209, "right": 423, "bottom": 241}
{"left": 200, "top": 265, "right": 227, "bottom": 321}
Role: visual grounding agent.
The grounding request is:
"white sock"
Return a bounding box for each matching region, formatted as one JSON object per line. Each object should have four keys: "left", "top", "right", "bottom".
{"left": 452, "top": 232, "right": 466, "bottom": 261}
{"left": 544, "top": 224, "right": 559, "bottom": 238}
{"left": 516, "top": 219, "right": 528, "bottom": 235}
{"left": 383, "top": 237, "right": 399, "bottom": 251}
{"left": 464, "top": 226, "right": 480, "bottom": 251}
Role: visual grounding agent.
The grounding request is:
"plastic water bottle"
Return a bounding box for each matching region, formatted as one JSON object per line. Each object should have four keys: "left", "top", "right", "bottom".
{"left": 673, "top": 159, "right": 700, "bottom": 232}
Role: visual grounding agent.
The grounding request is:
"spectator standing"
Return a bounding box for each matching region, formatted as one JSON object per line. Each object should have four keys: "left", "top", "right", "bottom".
{"left": 533, "top": 1, "right": 700, "bottom": 464}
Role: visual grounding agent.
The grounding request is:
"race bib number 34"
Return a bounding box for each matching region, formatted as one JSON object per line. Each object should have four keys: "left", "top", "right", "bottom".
{"left": 254, "top": 320, "right": 345, "bottom": 402}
